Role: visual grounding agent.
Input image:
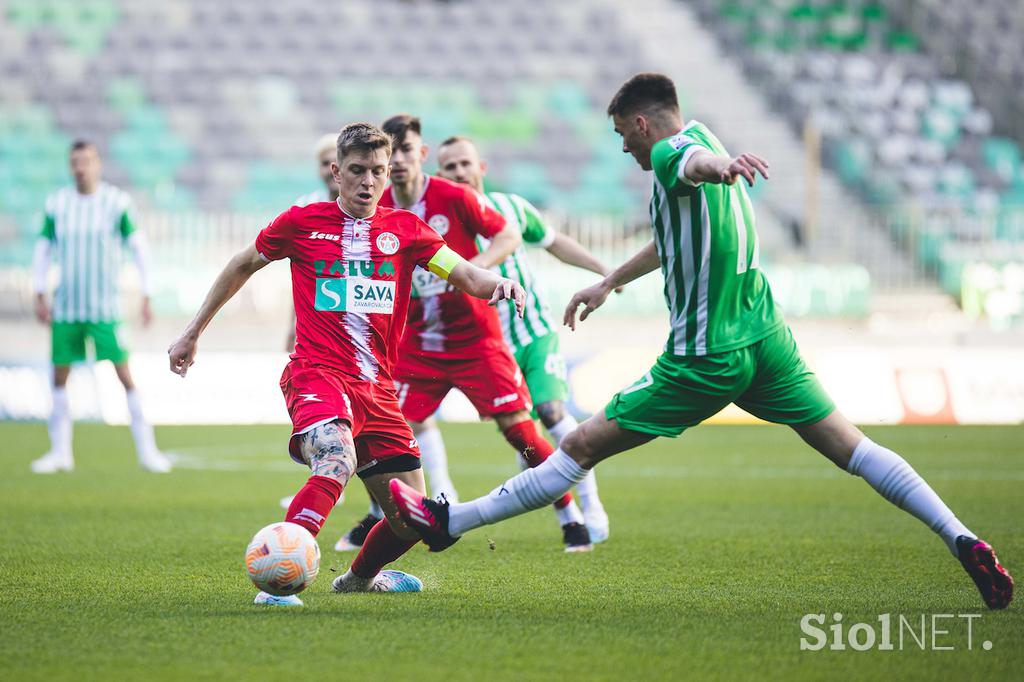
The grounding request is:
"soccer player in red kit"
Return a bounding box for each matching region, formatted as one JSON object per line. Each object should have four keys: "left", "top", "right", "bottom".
{"left": 167, "top": 123, "right": 526, "bottom": 605}
{"left": 335, "top": 115, "right": 593, "bottom": 553}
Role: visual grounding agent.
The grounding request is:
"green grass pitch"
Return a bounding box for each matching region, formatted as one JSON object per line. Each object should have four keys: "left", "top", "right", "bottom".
{"left": 1, "top": 422, "right": 1020, "bottom": 681}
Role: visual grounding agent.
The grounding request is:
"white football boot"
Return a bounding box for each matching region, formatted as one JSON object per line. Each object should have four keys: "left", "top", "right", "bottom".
{"left": 253, "top": 591, "right": 303, "bottom": 606}
{"left": 30, "top": 451, "right": 74, "bottom": 474}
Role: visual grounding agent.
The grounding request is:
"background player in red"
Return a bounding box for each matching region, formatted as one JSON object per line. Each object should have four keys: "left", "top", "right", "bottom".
{"left": 166, "top": 123, "right": 526, "bottom": 605}
{"left": 335, "top": 114, "right": 593, "bottom": 553}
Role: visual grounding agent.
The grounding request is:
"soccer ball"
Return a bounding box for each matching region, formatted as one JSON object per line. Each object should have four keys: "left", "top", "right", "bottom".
{"left": 244, "top": 522, "right": 320, "bottom": 596}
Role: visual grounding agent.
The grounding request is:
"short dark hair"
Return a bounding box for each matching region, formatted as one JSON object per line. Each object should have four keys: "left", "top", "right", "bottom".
{"left": 381, "top": 114, "right": 422, "bottom": 147}
{"left": 336, "top": 123, "right": 392, "bottom": 160}
{"left": 70, "top": 139, "right": 97, "bottom": 154}
{"left": 439, "top": 135, "right": 474, "bottom": 149}
{"left": 606, "top": 73, "right": 679, "bottom": 117}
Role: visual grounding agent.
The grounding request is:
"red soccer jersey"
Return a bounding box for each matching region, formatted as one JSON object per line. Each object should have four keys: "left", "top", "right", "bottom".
{"left": 255, "top": 201, "right": 447, "bottom": 384}
{"left": 379, "top": 175, "right": 507, "bottom": 357}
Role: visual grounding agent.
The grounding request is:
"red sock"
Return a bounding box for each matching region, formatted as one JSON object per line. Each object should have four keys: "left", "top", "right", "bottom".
{"left": 285, "top": 475, "right": 344, "bottom": 536}
{"left": 503, "top": 420, "right": 574, "bottom": 510}
{"left": 350, "top": 519, "right": 418, "bottom": 579}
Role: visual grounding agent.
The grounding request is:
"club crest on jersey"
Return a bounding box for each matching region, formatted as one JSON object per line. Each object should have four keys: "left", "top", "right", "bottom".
{"left": 314, "top": 277, "right": 395, "bottom": 314}
{"left": 427, "top": 214, "right": 450, "bottom": 235}
{"left": 376, "top": 232, "right": 400, "bottom": 255}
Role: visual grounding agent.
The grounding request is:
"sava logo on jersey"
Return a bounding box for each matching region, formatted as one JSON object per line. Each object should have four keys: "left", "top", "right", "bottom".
{"left": 314, "top": 277, "right": 396, "bottom": 313}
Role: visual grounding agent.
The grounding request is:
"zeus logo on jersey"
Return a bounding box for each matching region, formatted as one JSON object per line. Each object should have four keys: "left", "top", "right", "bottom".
{"left": 314, "top": 277, "right": 395, "bottom": 313}
{"left": 309, "top": 231, "right": 341, "bottom": 241}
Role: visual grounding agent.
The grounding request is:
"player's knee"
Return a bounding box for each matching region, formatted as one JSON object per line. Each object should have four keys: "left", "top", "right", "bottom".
{"left": 561, "top": 427, "right": 598, "bottom": 469}
{"left": 300, "top": 420, "right": 357, "bottom": 484}
{"left": 535, "top": 401, "right": 564, "bottom": 429}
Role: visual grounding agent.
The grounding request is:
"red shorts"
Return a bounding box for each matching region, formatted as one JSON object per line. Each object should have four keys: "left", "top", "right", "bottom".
{"left": 280, "top": 359, "right": 417, "bottom": 471}
{"left": 392, "top": 343, "right": 531, "bottom": 423}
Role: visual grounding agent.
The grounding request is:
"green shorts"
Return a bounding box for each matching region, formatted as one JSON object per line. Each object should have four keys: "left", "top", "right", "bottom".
{"left": 514, "top": 332, "right": 570, "bottom": 409}
{"left": 51, "top": 321, "right": 130, "bottom": 366}
{"left": 605, "top": 325, "right": 834, "bottom": 437}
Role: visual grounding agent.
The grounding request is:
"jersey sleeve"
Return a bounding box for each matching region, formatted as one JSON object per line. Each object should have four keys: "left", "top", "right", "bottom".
{"left": 459, "top": 186, "right": 506, "bottom": 239}
{"left": 116, "top": 191, "right": 136, "bottom": 239}
{"left": 40, "top": 214, "right": 55, "bottom": 241}
{"left": 40, "top": 193, "right": 57, "bottom": 240}
{"left": 255, "top": 207, "right": 296, "bottom": 261}
{"left": 513, "top": 195, "right": 555, "bottom": 248}
{"left": 652, "top": 134, "right": 709, "bottom": 192}
{"left": 411, "top": 218, "right": 464, "bottom": 279}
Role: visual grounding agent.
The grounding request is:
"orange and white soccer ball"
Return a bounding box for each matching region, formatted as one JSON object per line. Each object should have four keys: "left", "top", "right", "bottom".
{"left": 244, "top": 522, "right": 321, "bottom": 596}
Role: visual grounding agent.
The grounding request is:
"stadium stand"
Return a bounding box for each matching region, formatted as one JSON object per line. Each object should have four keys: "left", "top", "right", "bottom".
{"left": 1, "top": 0, "right": 1021, "bottom": 324}
{"left": 689, "top": 0, "right": 1024, "bottom": 322}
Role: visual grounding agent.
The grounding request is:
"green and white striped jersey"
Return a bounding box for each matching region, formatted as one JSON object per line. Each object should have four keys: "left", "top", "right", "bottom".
{"left": 40, "top": 183, "right": 136, "bottom": 323}
{"left": 649, "top": 121, "right": 783, "bottom": 356}
{"left": 476, "top": 191, "right": 558, "bottom": 351}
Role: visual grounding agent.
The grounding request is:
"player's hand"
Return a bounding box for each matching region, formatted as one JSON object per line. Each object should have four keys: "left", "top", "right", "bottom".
{"left": 564, "top": 281, "right": 612, "bottom": 330}
{"left": 720, "top": 153, "right": 770, "bottom": 187}
{"left": 167, "top": 334, "right": 198, "bottom": 377}
{"left": 141, "top": 296, "right": 153, "bottom": 328}
{"left": 488, "top": 278, "right": 526, "bottom": 317}
{"left": 34, "top": 293, "right": 50, "bottom": 324}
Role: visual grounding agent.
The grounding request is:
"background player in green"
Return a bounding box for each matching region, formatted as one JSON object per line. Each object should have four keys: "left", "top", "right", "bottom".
{"left": 30, "top": 140, "right": 171, "bottom": 474}
{"left": 391, "top": 73, "right": 1014, "bottom": 610}
{"left": 434, "top": 135, "right": 613, "bottom": 542}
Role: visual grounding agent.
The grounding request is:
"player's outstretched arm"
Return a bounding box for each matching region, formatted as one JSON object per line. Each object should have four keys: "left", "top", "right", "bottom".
{"left": 446, "top": 260, "right": 526, "bottom": 318}
{"left": 546, "top": 233, "right": 611, "bottom": 277}
{"left": 167, "top": 244, "right": 268, "bottom": 377}
{"left": 564, "top": 240, "right": 660, "bottom": 330}
{"left": 684, "top": 150, "right": 770, "bottom": 187}
{"left": 470, "top": 221, "right": 521, "bottom": 269}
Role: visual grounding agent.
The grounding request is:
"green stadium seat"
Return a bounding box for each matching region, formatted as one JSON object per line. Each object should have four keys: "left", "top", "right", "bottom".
{"left": 107, "top": 78, "right": 148, "bottom": 113}
{"left": 982, "top": 138, "right": 1021, "bottom": 184}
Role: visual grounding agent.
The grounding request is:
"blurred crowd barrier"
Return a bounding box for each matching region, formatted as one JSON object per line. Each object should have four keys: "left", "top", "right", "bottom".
{"left": 2, "top": 343, "right": 1022, "bottom": 426}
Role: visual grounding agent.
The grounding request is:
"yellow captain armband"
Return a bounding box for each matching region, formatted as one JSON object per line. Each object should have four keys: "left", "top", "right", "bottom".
{"left": 426, "top": 245, "right": 464, "bottom": 279}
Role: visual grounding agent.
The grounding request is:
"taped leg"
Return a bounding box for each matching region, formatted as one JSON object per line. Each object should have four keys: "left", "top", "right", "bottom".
{"left": 286, "top": 420, "right": 355, "bottom": 536}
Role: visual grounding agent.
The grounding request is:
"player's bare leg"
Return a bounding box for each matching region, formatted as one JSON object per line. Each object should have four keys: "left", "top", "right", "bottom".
{"left": 495, "top": 409, "right": 593, "bottom": 551}
{"left": 332, "top": 467, "right": 425, "bottom": 593}
{"left": 537, "top": 399, "right": 608, "bottom": 543}
{"left": 113, "top": 362, "right": 170, "bottom": 473}
{"left": 792, "top": 410, "right": 1013, "bottom": 609}
{"left": 32, "top": 365, "right": 74, "bottom": 473}
{"left": 391, "top": 411, "right": 652, "bottom": 551}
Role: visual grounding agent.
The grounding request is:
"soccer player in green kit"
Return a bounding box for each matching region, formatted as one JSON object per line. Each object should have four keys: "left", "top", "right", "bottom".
{"left": 30, "top": 140, "right": 170, "bottom": 474}
{"left": 391, "top": 73, "right": 1013, "bottom": 610}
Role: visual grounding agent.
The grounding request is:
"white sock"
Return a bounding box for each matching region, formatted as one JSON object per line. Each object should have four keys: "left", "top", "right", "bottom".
{"left": 545, "top": 414, "right": 601, "bottom": 509}
{"left": 576, "top": 470, "right": 601, "bottom": 509}
{"left": 368, "top": 500, "right": 384, "bottom": 519}
{"left": 847, "top": 437, "right": 974, "bottom": 555}
{"left": 448, "top": 449, "right": 589, "bottom": 536}
{"left": 48, "top": 386, "right": 72, "bottom": 458}
{"left": 339, "top": 568, "right": 374, "bottom": 590}
{"left": 417, "top": 426, "right": 457, "bottom": 500}
{"left": 554, "top": 499, "right": 584, "bottom": 526}
{"left": 126, "top": 389, "right": 158, "bottom": 457}
{"left": 546, "top": 414, "right": 578, "bottom": 445}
